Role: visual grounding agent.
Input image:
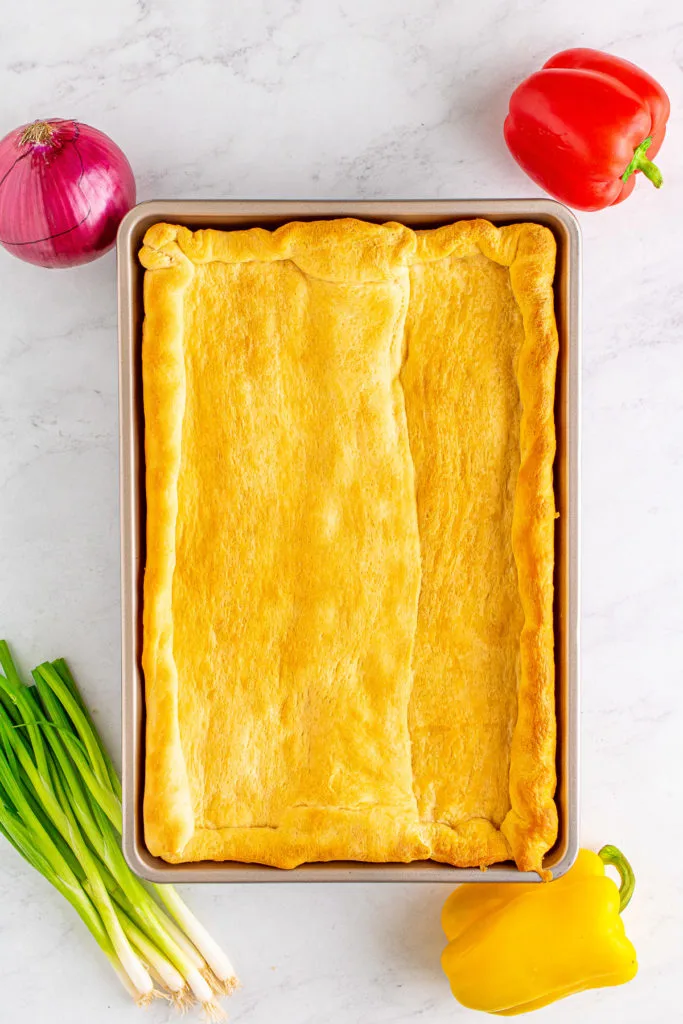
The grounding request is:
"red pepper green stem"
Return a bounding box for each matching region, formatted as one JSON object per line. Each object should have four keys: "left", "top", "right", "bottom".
{"left": 622, "top": 137, "right": 663, "bottom": 188}
{"left": 599, "top": 845, "right": 636, "bottom": 912}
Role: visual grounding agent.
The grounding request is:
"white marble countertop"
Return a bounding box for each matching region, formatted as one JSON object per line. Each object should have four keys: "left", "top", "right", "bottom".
{"left": 1, "top": 1, "right": 682, "bottom": 1021}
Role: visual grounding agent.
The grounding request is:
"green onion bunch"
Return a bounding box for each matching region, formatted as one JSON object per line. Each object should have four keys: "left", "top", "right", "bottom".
{"left": 0, "top": 641, "right": 237, "bottom": 1017}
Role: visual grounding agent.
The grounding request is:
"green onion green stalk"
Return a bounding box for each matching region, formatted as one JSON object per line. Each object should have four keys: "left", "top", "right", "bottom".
{"left": 0, "top": 640, "right": 238, "bottom": 1016}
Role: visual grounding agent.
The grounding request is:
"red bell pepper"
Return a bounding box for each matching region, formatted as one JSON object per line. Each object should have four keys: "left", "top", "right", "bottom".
{"left": 504, "top": 48, "right": 670, "bottom": 211}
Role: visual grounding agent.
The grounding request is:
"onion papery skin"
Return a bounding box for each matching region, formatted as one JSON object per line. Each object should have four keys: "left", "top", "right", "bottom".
{"left": 0, "top": 118, "right": 136, "bottom": 268}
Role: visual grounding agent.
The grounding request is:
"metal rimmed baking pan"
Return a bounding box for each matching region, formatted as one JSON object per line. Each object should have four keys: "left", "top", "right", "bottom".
{"left": 117, "top": 200, "right": 580, "bottom": 883}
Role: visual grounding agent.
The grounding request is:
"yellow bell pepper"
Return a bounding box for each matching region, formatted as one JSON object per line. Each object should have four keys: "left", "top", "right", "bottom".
{"left": 441, "top": 845, "right": 637, "bottom": 1015}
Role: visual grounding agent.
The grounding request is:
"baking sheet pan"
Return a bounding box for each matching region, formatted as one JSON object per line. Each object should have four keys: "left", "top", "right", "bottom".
{"left": 117, "top": 200, "right": 580, "bottom": 882}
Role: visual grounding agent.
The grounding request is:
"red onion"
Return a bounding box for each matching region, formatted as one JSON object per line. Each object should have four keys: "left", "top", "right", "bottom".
{"left": 0, "top": 118, "right": 136, "bottom": 268}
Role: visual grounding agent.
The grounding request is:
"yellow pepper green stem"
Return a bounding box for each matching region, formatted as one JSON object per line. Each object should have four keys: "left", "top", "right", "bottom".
{"left": 599, "top": 844, "right": 635, "bottom": 912}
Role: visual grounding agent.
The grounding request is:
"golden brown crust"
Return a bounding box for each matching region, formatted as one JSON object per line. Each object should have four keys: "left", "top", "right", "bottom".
{"left": 501, "top": 224, "right": 559, "bottom": 878}
{"left": 140, "top": 218, "right": 558, "bottom": 872}
{"left": 404, "top": 220, "right": 558, "bottom": 875}
{"left": 140, "top": 239, "right": 195, "bottom": 856}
